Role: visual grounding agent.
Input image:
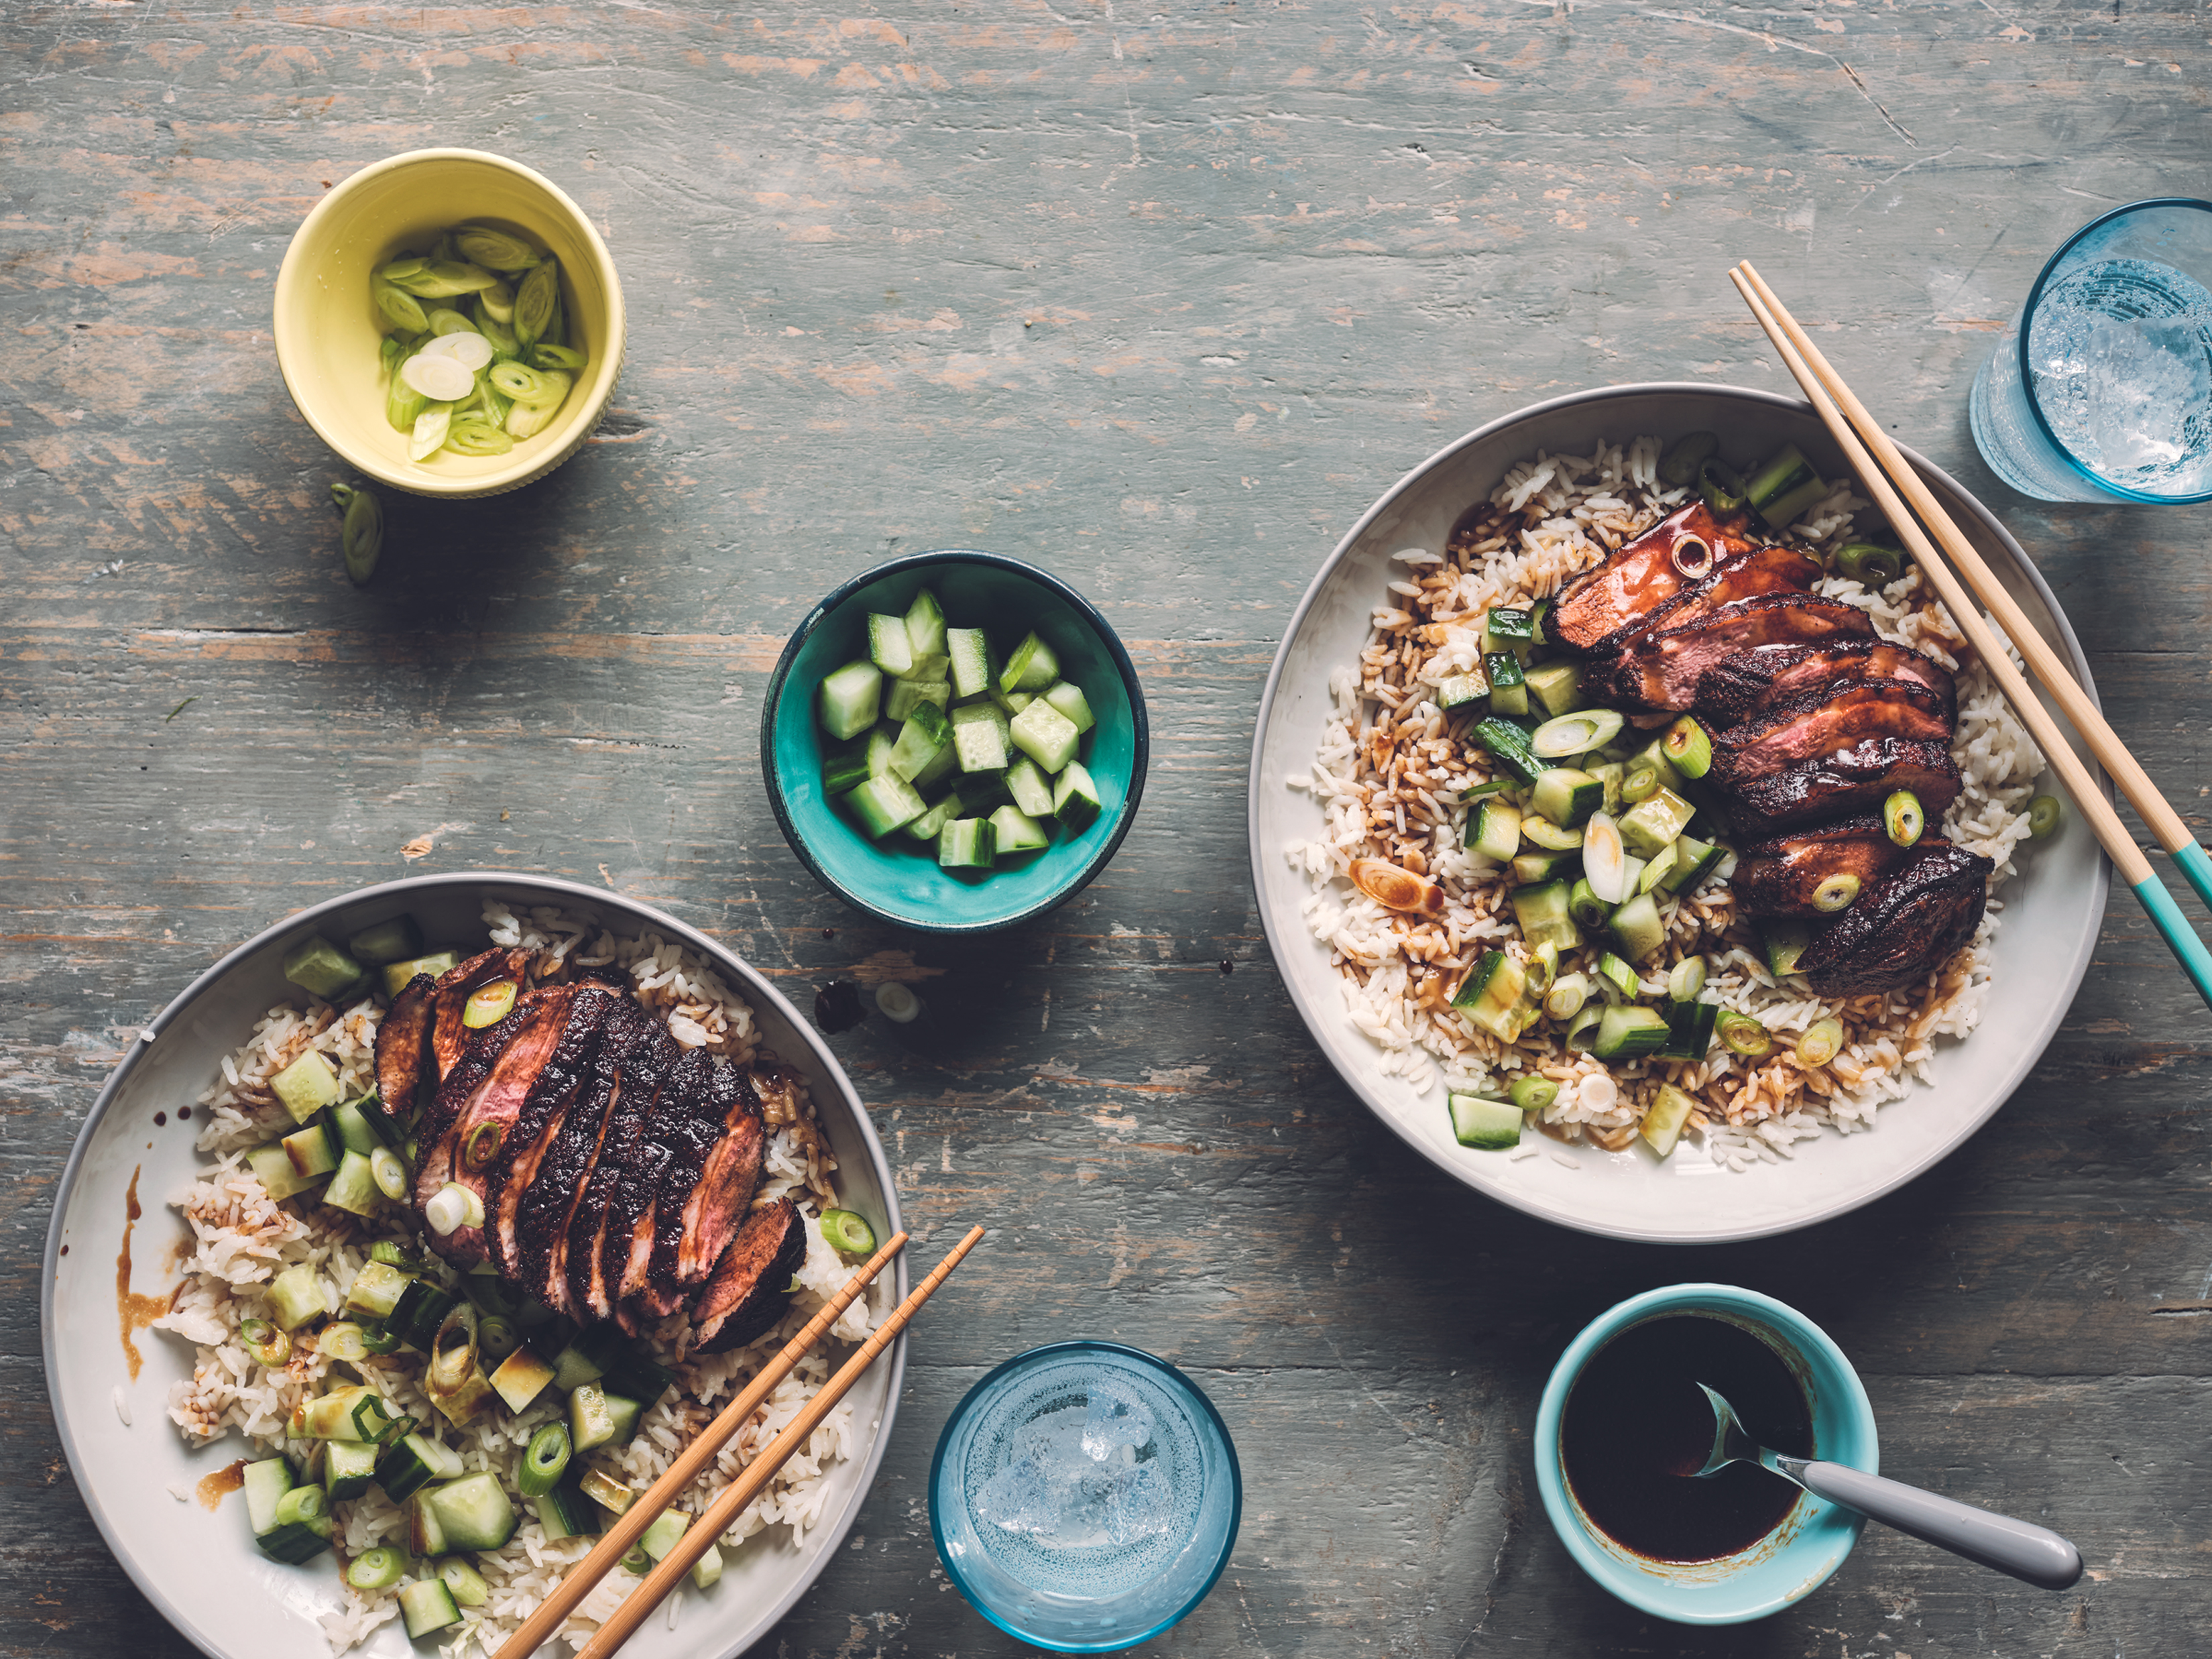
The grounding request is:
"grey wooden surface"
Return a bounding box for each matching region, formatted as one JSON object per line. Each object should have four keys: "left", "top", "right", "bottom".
{"left": 6, "top": 3, "right": 2212, "bottom": 1655}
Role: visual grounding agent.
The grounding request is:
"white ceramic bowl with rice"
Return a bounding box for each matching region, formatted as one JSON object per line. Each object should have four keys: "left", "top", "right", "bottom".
{"left": 1248, "top": 385, "right": 2109, "bottom": 1243}
{"left": 42, "top": 872, "right": 907, "bottom": 1659}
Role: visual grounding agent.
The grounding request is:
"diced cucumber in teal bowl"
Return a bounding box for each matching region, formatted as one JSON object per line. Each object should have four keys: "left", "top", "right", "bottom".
{"left": 763, "top": 549, "right": 1149, "bottom": 933}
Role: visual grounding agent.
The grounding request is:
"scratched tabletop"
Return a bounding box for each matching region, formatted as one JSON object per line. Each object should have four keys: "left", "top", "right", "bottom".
{"left": 7, "top": 5, "right": 2212, "bottom": 1656}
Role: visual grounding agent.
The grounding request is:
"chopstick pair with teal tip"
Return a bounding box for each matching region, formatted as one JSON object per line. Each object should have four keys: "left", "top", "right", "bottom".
{"left": 1729, "top": 262, "right": 2212, "bottom": 1013}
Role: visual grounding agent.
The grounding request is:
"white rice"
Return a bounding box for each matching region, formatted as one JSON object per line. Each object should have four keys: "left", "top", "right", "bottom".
{"left": 1283, "top": 436, "right": 2046, "bottom": 1168}
{"left": 156, "top": 900, "right": 882, "bottom": 1656}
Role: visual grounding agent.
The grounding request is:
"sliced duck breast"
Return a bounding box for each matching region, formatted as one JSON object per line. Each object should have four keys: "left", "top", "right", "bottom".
{"left": 630, "top": 1062, "right": 768, "bottom": 1323}
{"left": 371, "top": 971, "right": 436, "bottom": 1131}
{"left": 564, "top": 1019, "right": 684, "bottom": 1322}
{"left": 1709, "top": 682, "right": 1954, "bottom": 787}
{"left": 1581, "top": 595, "right": 1877, "bottom": 710}
{"left": 428, "top": 947, "right": 534, "bottom": 1082}
{"left": 1550, "top": 502, "right": 1763, "bottom": 653}
{"left": 482, "top": 986, "right": 624, "bottom": 1282}
{"left": 1794, "top": 842, "right": 1993, "bottom": 995}
{"left": 1731, "top": 815, "right": 1920, "bottom": 917}
{"left": 688, "top": 1199, "right": 807, "bottom": 1355}
{"left": 1719, "top": 737, "right": 1963, "bottom": 838}
{"left": 1695, "top": 640, "right": 1957, "bottom": 729}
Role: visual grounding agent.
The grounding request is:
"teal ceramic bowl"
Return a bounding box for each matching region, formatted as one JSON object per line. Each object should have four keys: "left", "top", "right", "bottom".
{"left": 1534, "top": 1284, "right": 1877, "bottom": 1624}
{"left": 762, "top": 551, "right": 1149, "bottom": 933}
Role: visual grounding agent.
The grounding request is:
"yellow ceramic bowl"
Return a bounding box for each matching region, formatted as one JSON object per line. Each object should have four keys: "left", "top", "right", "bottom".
{"left": 273, "top": 149, "right": 626, "bottom": 500}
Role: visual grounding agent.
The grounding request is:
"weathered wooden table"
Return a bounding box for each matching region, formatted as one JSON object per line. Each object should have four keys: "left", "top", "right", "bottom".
{"left": 8, "top": 4, "right": 2212, "bottom": 1655}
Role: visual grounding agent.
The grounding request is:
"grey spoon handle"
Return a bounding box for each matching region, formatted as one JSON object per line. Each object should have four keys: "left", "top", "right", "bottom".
{"left": 1776, "top": 1457, "right": 2083, "bottom": 1590}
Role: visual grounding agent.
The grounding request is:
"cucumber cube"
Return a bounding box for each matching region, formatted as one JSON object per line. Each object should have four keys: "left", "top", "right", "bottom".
{"left": 938, "top": 817, "right": 996, "bottom": 870}
{"left": 382, "top": 950, "right": 459, "bottom": 996}
{"left": 345, "top": 915, "right": 422, "bottom": 966}
{"left": 988, "top": 805, "right": 1051, "bottom": 854}
{"left": 690, "top": 1542, "right": 724, "bottom": 1590}
{"left": 489, "top": 1347, "right": 557, "bottom": 1413}
{"left": 905, "top": 790, "right": 964, "bottom": 842}
{"left": 866, "top": 612, "right": 915, "bottom": 676}
{"left": 1005, "top": 757, "right": 1055, "bottom": 817}
{"left": 1435, "top": 674, "right": 1487, "bottom": 712}
{"left": 271, "top": 1050, "right": 342, "bottom": 1124}
{"left": 959, "top": 768, "right": 1013, "bottom": 813}
{"left": 282, "top": 1123, "right": 339, "bottom": 1180}
{"left": 267, "top": 1264, "right": 329, "bottom": 1330}
{"left": 1485, "top": 652, "right": 1528, "bottom": 718}
{"left": 907, "top": 731, "right": 961, "bottom": 793}
{"left": 1008, "top": 700, "right": 1081, "bottom": 773}
{"left": 947, "top": 628, "right": 994, "bottom": 699}
{"left": 243, "top": 1458, "right": 293, "bottom": 1536}
{"left": 640, "top": 1507, "right": 693, "bottom": 1562}
{"left": 1040, "top": 680, "right": 1096, "bottom": 735}
{"left": 991, "top": 685, "right": 1035, "bottom": 717}
{"left": 821, "top": 734, "right": 880, "bottom": 796}
{"left": 904, "top": 588, "right": 948, "bottom": 659}
{"left": 886, "top": 703, "right": 951, "bottom": 781}
{"left": 843, "top": 773, "right": 926, "bottom": 839}
{"left": 950, "top": 702, "right": 1012, "bottom": 773}
{"left": 1472, "top": 798, "right": 1521, "bottom": 863}
{"left": 1052, "top": 761, "right": 1103, "bottom": 832}
{"left": 998, "top": 630, "right": 1060, "bottom": 693}
{"left": 1448, "top": 1092, "right": 1523, "bottom": 1151}
{"left": 324, "top": 1438, "right": 379, "bottom": 1501}
{"left": 324, "top": 1149, "right": 382, "bottom": 1216}
{"left": 884, "top": 677, "right": 950, "bottom": 722}
{"left": 247, "top": 1141, "right": 323, "bottom": 1202}
{"left": 282, "top": 935, "right": 364, "bottom": 1000}
{"left": 896, "top": 652, "right": 950, "bottom": 683}
{"left": 817, "top": 660, "right": 883, "bottom": 740}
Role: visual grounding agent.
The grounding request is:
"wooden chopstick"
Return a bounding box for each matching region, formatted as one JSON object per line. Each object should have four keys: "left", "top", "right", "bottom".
{"left": 573, "top": 1224, "right": 988, "bottom": 1659}
{"left": 1727, "top": 265, "right": 2212, "bottom": 1011}
{"left": 1735, "top": 260, "right": 2212, "bottom": 909}
{"left": 491, "top": 1228, "right": 909, "bottom": 1659}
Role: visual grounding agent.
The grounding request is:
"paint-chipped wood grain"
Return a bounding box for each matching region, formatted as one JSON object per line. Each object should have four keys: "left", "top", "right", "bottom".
{"left": 5, "top": 2, "right": 2212, "bottom": 1656}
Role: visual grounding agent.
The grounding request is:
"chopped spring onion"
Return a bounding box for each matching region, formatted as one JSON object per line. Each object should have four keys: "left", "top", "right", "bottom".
{"left": 409, "top": 405, "right": 453, "bottom": 463}
{"left": 1834, "top": 541, "right": 1904, "bottom": 585}
{"left": 444, "top": 418, "right": 515, "bottom": 457}
{"left": 1567, "top": 879, "right": 1610, "bottom": 930}
{"left": 476, "top": 1314, "right": 522, "bottom": 1367}
{"left": 401, "top": 353, "right": 475, "bottom": 404}
{"left": 1580, "top": 812, "right": 1631, "bottom": 905}
{"left": 2028, "top": 794, "right": 2062, "bottom": 840}
{"left": 346, "top": 1546, "right": 406, "bottom": 1591}
{"left": 620, "top": 1545, "right": 652, "bottom": 1575}
{"left": 424, "top": 1182, "right": 483, "bottom": 1237}
{"left": 1564, "top": 1002, "right": 1605, "bottom": 1052}
{"left": 1544, "top": 972, "right": 1590, "bottom": 1021}
{"left": 373, "top": 280, "right": 429, "bottom": 333}
{"left": 1660, "top": 716, "right": 1712, "bottom": 780}
{"left": 1716, "top": 1009, "right": 1771, "bottom": 1057}
{"left": 1621, "top": 762, "right": 1663, "bottom": 807}
{"left": 463, "top": 980, "right": 517, "bottom": 1028}
{"left": 239, "top": 1317, "right": 290, "bottom": 1368}
{"left": 1883, "top": 789, "right": 1925, "bottom": 848}
{"left": 329, "top": 482, "right": 384, "bottom": 586}
{"left": 454, "top": 225, "right": 543, "bottom": 272}
{"left": 1796, "top": 1017, "right": 1845, "bottom": 1068}
{"left": 516, "top": 1422, "right": 572, "bottom": 1498}
{"left": 820, "top": 1209, "right": 878, "bottom": 1256}
{"left": 1509, "top": 1075, "right": 1558, "bottom": 1114}
{"left": 1666, "top": 956, "right": 1706, "bottom": 1004}
{"left": 1529, "top": 709, "right": 1627, "bottom": 759}
{"left": 1657, "top": 431, "right": 1719, "bottom": 488}
{"left": 462, "top": 1121, "right": 506, "bottom": 1171}
{"left": 369, "top": 1146, "right": 409, "bottom": 1202}
{"left": 514, "top": 262, "right": 560, "bottom": 349}
{"left": 874, "top": 981, "right": 921, "bottom": 1023}
{"left": 369, "top": 1240, "right": 424, "bottom": 1270}
{"left": 1698, "top": 457, "right": 1747, "bottom": 513}
{"left": 477, "top": 279, "right": 515, "bottom": 325}
{"left": 1670, "top": 532, "right": 1714, "bottom": 579}
{"left": 359, "top": 1322, "right": 403, "bottom": 1355}
{"left": 421, "top": 330, "right": 495, "bottom": 373}
{"left": 318, "top": 1322, "right": 371, "bottom": 1363}
{"left": 530, "top": 343, "right": 589, "bottom": 371}
{"left": 1812, "top": 872, "right": 1862, "bottom": 912}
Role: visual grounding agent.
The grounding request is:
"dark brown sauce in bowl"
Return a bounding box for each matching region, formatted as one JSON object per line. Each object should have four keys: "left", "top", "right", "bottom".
{"left": 1561, "top": 1314, "right": 1813, "bottom": 1562}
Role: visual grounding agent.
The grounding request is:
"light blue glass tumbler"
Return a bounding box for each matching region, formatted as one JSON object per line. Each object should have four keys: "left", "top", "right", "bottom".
{"left": 1969, "top": 198, "right": 2212, "bottom": 504}
{"left": 929, "top": 1342, "right": 1241, "bottom": 1652}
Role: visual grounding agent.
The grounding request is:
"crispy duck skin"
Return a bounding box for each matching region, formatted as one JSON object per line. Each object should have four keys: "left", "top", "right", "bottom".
{"left": 688, "top": 1199, "right": 807, "bottom": 1355}
{"left": 1607, "top": 542, "right": 1823, "bottom": 649}
{"left": 1720, "top": 737, "right": 1963, "bottom": 838}
{"left": 1710, "top": 682, "right": 1954, "bottom": 786}
{"left": 1731, "top": 815, "right": 1920, "bottom": 917}
{"left": 565, "top": 1018, "right": 684, "bottom": 1322}
{"left": 1696, "top": 641, "right": 1957, "bottom": 729}
{"left": 483, "top": 986, "right": 623, "bottom": 1282}
{"left": 1551, "top": 502, "right": 1764, "bottom": 653}
{"left": 371, "top": 971, "right": 436, "bottom": 1129}
{"left": 414, "top": 987, "right": 576, "bottom": 1267}
{"left": 428, "top": 947, "right": 534, "bottom": 1082}
{"left": 1796, "top": 842, "right": 1993, "bottom": 995}
{"left": 603, "top": 1049, "right": 717, "bottom": 1329}
{"left": 1582, "top": 595, "right": 1877, "bottom": 711}
{"left": 630, "top": 1062, "right": 768, "bottom": 1322}
{"left": 512, "top": 998, "right": 658, "bottom": 1315}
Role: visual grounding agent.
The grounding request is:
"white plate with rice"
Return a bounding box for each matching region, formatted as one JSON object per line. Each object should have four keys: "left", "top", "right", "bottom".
{"left": 42, "top": 872, "right": 909, "bottom": 1659}
{"left": 1248, "top": 384, "right": 2109, "bottom": 1243}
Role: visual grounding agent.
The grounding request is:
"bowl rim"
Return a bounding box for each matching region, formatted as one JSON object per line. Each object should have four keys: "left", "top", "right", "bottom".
{"left": 760, "top": 549, "right": 1151, "bottom": 935}
{"left": 1244, "top": 381, "right": 2112, "bottom": 1243}
{"left": 272, "top": 148, "right": 628, "bottom": 500}
{"left": 1531, "top": 1283, "right": 1877, "bottom": 1625}
{"left": 924, "top": 1338, "right": 1244, "bottom": 1652}
{"left": 39, "top": 869, "right": 906, "bottom": 1659}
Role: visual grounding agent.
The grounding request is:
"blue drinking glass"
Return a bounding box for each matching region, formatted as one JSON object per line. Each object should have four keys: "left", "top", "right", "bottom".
{"left": 1969, "top": 197, "right": 2212, "bottom": 504}
{"left": 929, "top": 1341, "right": 1242, "bottom": 1652}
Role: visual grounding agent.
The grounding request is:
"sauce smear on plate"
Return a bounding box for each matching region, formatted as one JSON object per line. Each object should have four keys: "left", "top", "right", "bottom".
{"left": 1561, "top": 1314, "right": 1812, "bottom": 1562}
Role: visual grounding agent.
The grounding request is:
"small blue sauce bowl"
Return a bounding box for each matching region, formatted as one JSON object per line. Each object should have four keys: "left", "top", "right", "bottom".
{"left": 1534, "top": 1284, "right": 1877, "bottom": 1624}
{"left": 761, "top": 550, "right": 1149, "bottom": 933}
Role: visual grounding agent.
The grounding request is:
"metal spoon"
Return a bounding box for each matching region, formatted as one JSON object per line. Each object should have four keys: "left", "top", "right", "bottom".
{"left": 1694, "top": 1383, "right": 2083, "bottom": 1590}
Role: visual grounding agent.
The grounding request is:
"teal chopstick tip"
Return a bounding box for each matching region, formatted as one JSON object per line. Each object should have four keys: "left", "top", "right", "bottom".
{"left": 2170, "top": 840, "right": 2212, "bottom": 913}
{"left": 2131, "top": 873, "right": 2212, "bottom": 1013}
